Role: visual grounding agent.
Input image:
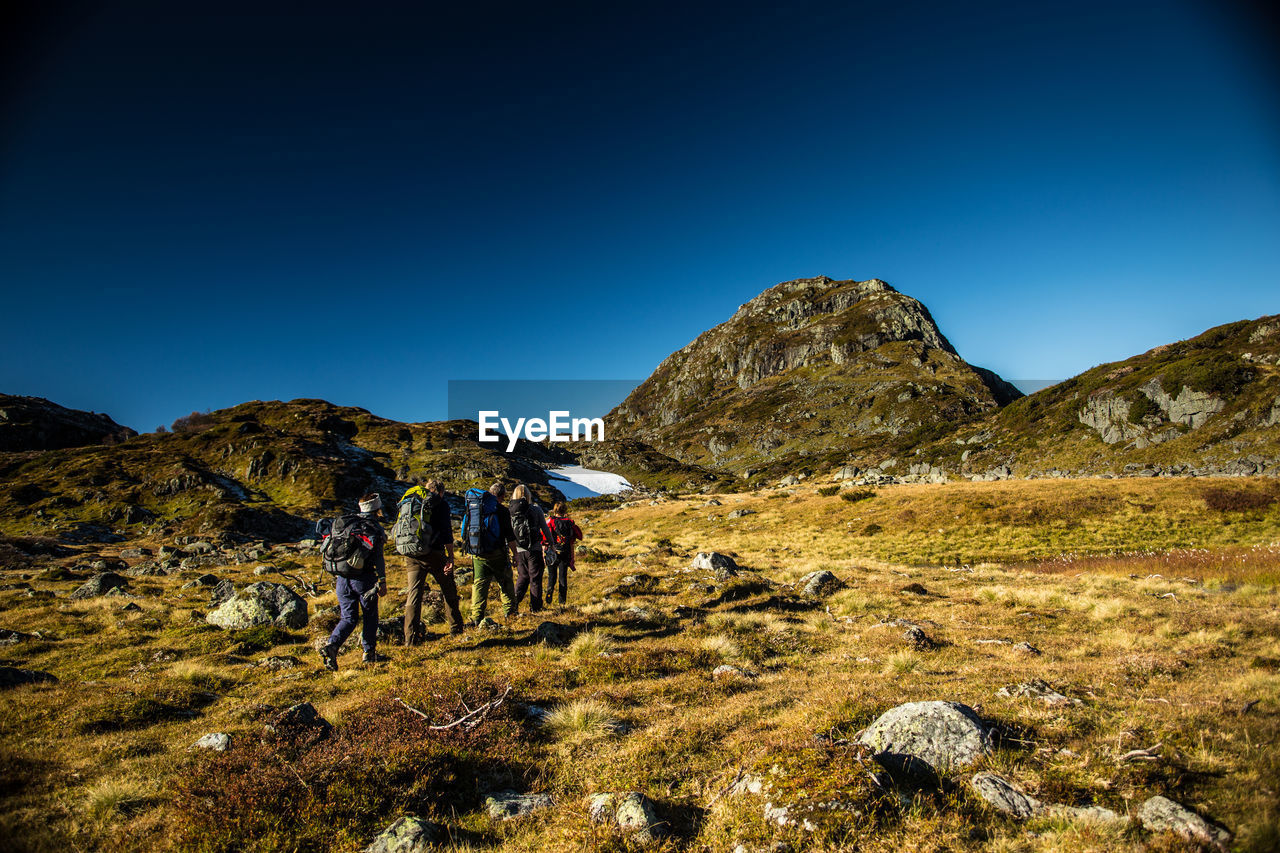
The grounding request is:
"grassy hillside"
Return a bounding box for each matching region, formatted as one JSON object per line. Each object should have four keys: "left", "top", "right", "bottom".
{"left": 2, "top": 476, "right": 1277, "bottom": 852}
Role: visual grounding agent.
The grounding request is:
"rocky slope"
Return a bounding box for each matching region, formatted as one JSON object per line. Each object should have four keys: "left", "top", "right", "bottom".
{"left": 607, "top": 277, "right": 1021, "bottom": 477}
{"left": 900, "top": 314, "right": 1280, "bottom": 482}
{"left": 0, "top": 394, "right": 137, "bottom": 451}
{"left": 0, "top": 399, "right": 583, "bottom": 544}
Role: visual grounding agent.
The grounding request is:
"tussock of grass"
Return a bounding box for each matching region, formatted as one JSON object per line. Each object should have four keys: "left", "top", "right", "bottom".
{"left": 566, "top": 629, "right": 618, "bottom": 659}
{"left": 544, "top": 698, "right": 620, "bottom": 739}
{"left": 84, "top": 777, "right": 153, "bottom": 821}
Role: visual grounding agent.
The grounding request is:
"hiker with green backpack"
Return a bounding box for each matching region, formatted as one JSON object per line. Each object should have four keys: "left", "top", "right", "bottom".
{"left": 459, "top": 482, "right": 520, "bottom": 627}
{"left": 393, "top": 478, "right": 465, "bottom": 643}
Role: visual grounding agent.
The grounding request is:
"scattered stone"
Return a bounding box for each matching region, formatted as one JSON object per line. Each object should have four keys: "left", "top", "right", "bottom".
{"left": 902, "top": 625, "right": 938, "bottom": 651}
{"left": 534, "top": 621, "right": 574, "bottom": 645}
{"left": 207, "top": 582, "right": 308, "bottom": 630}
{"left": 366, "top": 816, "right": 446, "bottom": 853}
{"left": 68, "top": 572, "right": 128, "bottom": 600}
{"left": 857, "top": 700, "right": 992, "bottom": 778}
{"left": 485, "top": 790, "right": 554, "bottom": 820}
{"left": 187, "top": 540, "right": 216, "bottom": 554}
{"left": 997, "top": 680, "right": 1081, "bottom": 707}
{"left": 713, "top": 664, "right": 759, "bottom": 681}
{"left": 727, "top": 508, "right": 756, "bottom": 519}
{"left": 899, "top": 582, "right": 929, "bottom": 595}
{"left": 704, "top": 499, "right": 722, "bottom": 507}
{"left": 798, "top": 570, "right": 841, "bottom": 597}
{"left": 277, "top": 702, "right": 331, "bottom": 733}
{"left": 1046, "top": 804, "right": 1125, "bottom": 823}
{"left": 257, "top": 655, "right": 298, "bottom": 671}
{"left": 778, "top": 475, "right": 800, "bottom": 486}
{"left": 210, "top": 579, "right": 237, "bottom": 607}
{"left": 120, "top": 602, "right": 142, "bottom": 613}
{"left": 692, "top": 552, "right": 740, "bottom": 579}
{"left": 1137, "top": 795, "right": 1230, "bottom": 851}
{"left": 970, "top": 772, "right": 1041, "bottom": 818}
{"left": 193, "top": 733, "right": 231, "bottom": 751}
{"left": 125, "top": 563, "right": 168, "bottom": 577}
{"left": 119, "top": 548, "right": 151, "bottom": 559}
{"left": 0, "top": 629, "right": 36, "bottom": 645}
{"left": 589, "top": 791, "right": 665, "bottom": 841}
{"left": 0, "top": 666, "right": 58, "bottom": 688}
{"left": 253, "top": 564, "right": 276, "bottom": 576}
{"left": 1012, "top": 641, "right": 1041, "bottom": 655}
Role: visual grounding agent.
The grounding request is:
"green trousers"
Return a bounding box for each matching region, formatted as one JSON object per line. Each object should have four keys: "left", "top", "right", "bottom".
{"left": 470, "top": 550, "right": 516, "bottom": 623}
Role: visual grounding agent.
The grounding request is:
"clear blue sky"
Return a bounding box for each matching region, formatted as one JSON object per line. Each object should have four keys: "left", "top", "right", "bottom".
{"left": 2, "top": 0, "right": 1277, "bottom": 432}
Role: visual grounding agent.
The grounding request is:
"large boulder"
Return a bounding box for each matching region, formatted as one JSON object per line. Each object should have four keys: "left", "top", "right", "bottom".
{"left": 485, "top": 790, "right": 554, "bottom": 820}
{"left": 366, "top": 816, "right": 446, "bottom": 853}
{"left": 69, "top": 572, "right": 128, "bottom": 600}
{"left": 1137, "top": 795, "right": 1230, "bottom": 851}
{"left": 798, "top": 570, "right": 840, "bottom": 597}
{"left": 857, "top": 701, "right": 991, "bottom": 780}
{"left": 692, "top": 552, "right": 739, "bottom": 579}
{"left": 207, "top": 582, "right": 307, "bottom": 630}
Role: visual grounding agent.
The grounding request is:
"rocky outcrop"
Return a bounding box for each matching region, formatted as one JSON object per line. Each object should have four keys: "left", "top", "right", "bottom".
{"left": 206, "top": 582, "right": 307, "bottom": 630}
{"left": 1137, "top": 795, "right": 1231, "bottom": 851}
{"left": 607, "top": 277, "right": 1020, "bottom": 473}
{"left": 0, "top": 394, "right": 136, "bottom": 452}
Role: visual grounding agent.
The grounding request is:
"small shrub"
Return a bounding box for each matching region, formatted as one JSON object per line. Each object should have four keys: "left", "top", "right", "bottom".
{"left": 544, "top": 698, "right": 620, "bottom": 739}
{"left": 1203, "top": 487, "right": 1276, "bottom": 513}
{"left": 171, "top": 410, "right": 216, "bottom": 433}
{"left": 861, "top": 522, "right": 883, "bottom": 536}
{"left": 884, "top": 651, "right": 920, "bottom": 674}
{"left": 841, "top": 489, "right": 876, "bottom": 503}
{"left": 817, "top": 485, "right": 840, "bottom": 497}
{"left": 567, "top": 629, "right": 618, "bottom": 659}
{"left": 1126, "top": 392, "right": 1159, "bottom": 424}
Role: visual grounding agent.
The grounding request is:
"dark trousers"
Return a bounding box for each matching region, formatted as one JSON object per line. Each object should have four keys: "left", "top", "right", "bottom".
{"left": 512, "top": 549, "right": 544, "bottom": 613}
{"left": 545, "top": 555, "right": 569, "bottom": 605}
{"left": 404, "top": 550, "right": 464, "bottom": 640}
{"left": 328, "top": 573, "right": 378, "bottom": 654}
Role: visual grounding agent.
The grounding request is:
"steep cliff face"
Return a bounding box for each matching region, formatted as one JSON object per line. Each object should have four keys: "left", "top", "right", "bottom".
{"left": 0, "top": 395, "right": 137, "bottom": 452}
{"left": 607, "top": 277, "right": 1020, "bottom": 474}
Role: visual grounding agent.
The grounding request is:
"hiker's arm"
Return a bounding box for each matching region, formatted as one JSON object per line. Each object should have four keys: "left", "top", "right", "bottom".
{"left": 443, "top": 543, "right": 455, "bottom": 573}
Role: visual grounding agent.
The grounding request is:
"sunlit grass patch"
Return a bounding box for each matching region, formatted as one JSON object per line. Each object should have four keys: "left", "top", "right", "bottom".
{"left": 84, "top": 776, "right": 155, "bottom": 821}
{"left": 567, "top": 629, "right": 618, "bottom": 659}
{"left": 544, "top": 697, "right": 621, "bottom": 740}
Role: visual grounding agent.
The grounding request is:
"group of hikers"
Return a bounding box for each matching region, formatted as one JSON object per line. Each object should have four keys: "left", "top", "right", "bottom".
{"left": 315, "top": 480, "right": 584, "bottom": 670}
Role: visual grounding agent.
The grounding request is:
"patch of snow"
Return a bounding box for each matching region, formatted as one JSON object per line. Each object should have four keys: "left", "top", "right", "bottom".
{"left": 547, "top": 466, "right": 631, "bottom": 499}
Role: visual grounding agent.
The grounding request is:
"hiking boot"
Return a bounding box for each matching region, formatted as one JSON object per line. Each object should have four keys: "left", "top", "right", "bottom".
{"left": 476, "top": 617, "right": 500, "bottom": 631}
{"left": 318, "top": 643, "right": 338, "bottom": 671}
{"left": 363, "top": 650, "right": 390, "bottom": 663}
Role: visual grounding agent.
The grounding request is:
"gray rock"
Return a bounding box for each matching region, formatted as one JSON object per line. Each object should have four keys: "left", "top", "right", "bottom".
{"left": 119, "top": 548, "right": 151, "bottom": 559}
{"left": 0, "top": 629, "right": 36, "bottom": 645}
{"left": 366, "top": 816, "right": 446, "bottom": 853}
{"left": 278, "top": 702, "right": 332, "bottom": 733}
{"left": 485, "top": 790, "right": 554, "bottom": 820}
{"left": 713, "top": 664, "right": 759, "bottom": 681}
{"left": 1046, "top": 804, "right": 1125, "bottom": 823}
{"left": 0, "top": 666, "right": 58, "bottom": 688}
{"left": 533, "top": 621, "right": 574, "bottom": 646}
{"left": 692, "top": 552, "right": 740, "bottom": 579}
{"left": 798, "top": 570, "right": 840, "bottom": 597}
{"left": 69, "top": 572, "right": 128, "bottom": 600}
{"left": 253, "top": 564, "right": 276, "bottom": 576}
{"left": 181, "top": 573, "right": 219, "bottom": 590}
{"left": 996, "top": 680, "right": 1081, "bottom": 707}
{"left": 207, "top": 582, "right": 307, "bottom": 630}
{"left": 1012, "top": 641, "right": 1041, "bottom": 655}
{"left": 778, "top": 475, "right": 800, "bottom": 486}
{"left": 187, "top": 540, "right": 216, "bottom": 554}
{"left": 970, "top": 772, "right": 1041, "bottom": 818}
{"left": 833, "top": 465, "right": 860, "bottom": 481}
{"left": 209, "top": 579, "right": 237, "bottom": 607}
{"left": 902, "top": 625, "right": 939, "bottom": 651}
{"left": 589, "top": 791, "right": 664, "bottom": 840}
{"left": 857, "top": 700, "right": 991, "bottom": 778}
{"left": 1137, "top": 795, "right": 1230, "bottom": 851}
{"left": 193, "top": 733, "right": 231, "bottom": 751}
{"left": 727, "top": 508, "right": 756, "bottom": 519}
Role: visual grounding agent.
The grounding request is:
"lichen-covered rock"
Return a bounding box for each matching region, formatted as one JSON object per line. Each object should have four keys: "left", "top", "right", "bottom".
{"left": 366, "top": 816, "right": 446, "bottom": 853}
{"left": 857, "top": 700, "right": 991, "bottom": 778}
{"left": 1137, "top": 795, "right": 1231, "bottom": 851}
{"left": 997, "top": 680, "right": 1081, "bottom": 707}
{"left": 692, "top": 552, "right": 739, "bottom": 578}
{"left": 798, "top": 570, "right": 840, "bottom": 597}
{"left": 485, "top": 790, "right": 554, "bottom": 820}
{"left": 193, "top": 733, "right": 231, "bottom": 751}
{"left": 69, "top": 572, "right": 128, "bottom": 600}
{"left": 589, "top": 791, "right": 664, "bottom": 841}
{"left": 207, "top": 582, "right": 307, "bottom": 630}
{"left": 970, "top": 772, "right": 1041, "bottom": 818}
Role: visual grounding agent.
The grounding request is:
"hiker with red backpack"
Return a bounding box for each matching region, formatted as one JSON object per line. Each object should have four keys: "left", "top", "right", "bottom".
{"left": 317, "top": 493, "right": 389, "bottom": 669}
{"left": 544, "top": 500, "right": 583, "bottom": 606}
{"left": 509, "top": 483, "right": 554, "bottom": 614}
{"left": 459, "top": 482, "right": 520, "bottom": 627}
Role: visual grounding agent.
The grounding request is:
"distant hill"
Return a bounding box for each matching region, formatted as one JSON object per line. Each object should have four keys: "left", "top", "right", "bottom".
{"left": 908, "top": 314, "right": 1280, "bottom": 480}
{"left": 0, "top": 399, "right": 583, "bottom": 543}
{"left": 606, "top": 276, "right": 1021, "bottom": 479}
{"left": 0, "top": 394, "right": 136, "bottom": 452}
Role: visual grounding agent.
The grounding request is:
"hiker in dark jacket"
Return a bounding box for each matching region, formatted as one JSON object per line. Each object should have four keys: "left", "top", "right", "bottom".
{"left": 319, "top": 493, "right": 389, "bottom": 670}
{"left": 544, "top": 500, "right": 583, "bottom": 606}
{"left": 468, "top": 482, "right": 520, "bottom": 626}
{"left": 510, "top": 483, "right": 554, "bottom": 613}
{"left": 401, "top": 478, "right": 465, "bottom": 643}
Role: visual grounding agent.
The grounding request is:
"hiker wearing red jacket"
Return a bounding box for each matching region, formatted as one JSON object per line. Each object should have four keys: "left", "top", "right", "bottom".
{"left": 544, "top": 501, "right": 583, "bottom": 606}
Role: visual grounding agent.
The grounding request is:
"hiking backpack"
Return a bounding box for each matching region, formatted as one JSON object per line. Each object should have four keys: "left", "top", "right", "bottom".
{"left": 460, "top": 487, "right": 501, "bottom": 555}
{"left": 509, "top": 497, "right": 537, "bottom": 550}
{"left": 318, "top": 514, "right": 379, "bottom": 576}
{"left": 549, "top": 516, "right": 576, "bottom": 562}
{"left": 392, "top": 493, "right": 434, "bottom": 557}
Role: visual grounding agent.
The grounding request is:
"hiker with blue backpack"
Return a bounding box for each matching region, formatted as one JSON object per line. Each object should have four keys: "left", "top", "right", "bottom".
{"left": 393, "top": 478, "right": 465, "bottom": 644}
{"left": 459, "top": 482, "right": 520, "bottom": 627}
{"left": 317, "top": 493, "right": 389, "bottom": 670}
